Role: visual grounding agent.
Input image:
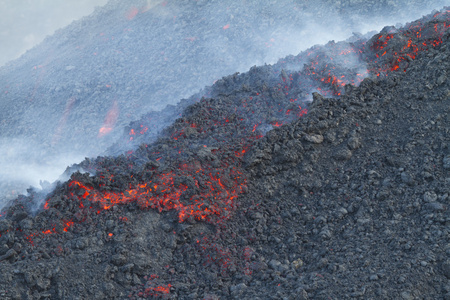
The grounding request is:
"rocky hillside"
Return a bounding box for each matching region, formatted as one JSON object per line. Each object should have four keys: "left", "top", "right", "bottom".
{"left": 0, "top": 7, "right": 448, "bottom": 299}
{"left": 0, "top": 0, "right": 447, "bottom": 203}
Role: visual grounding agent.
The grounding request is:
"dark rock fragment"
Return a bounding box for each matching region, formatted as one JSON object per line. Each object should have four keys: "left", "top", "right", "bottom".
{"left": 230, "top": 283, "right": 247, "bottom": 297}
{"left": 425, "top": 202, "right": 446, "bottom": 211}
{"left": 347, "top": 136, "right": 361, "bottom": 150}
{"left": 111, "top": 254, "right": 127, "bottom": 266}
{"left": 424, "top": 191, "right": 438, "bottom": 202}
{"left": 443, "top": 261, "right": 450, "bottom": 279}
{"left": 0, "top": 249, "right": 17, "bottom": 261}
{"left": 401, "top": 172, "right": 414, "bottom": 185}
{"left": 303, "top": 134, "right": 324, "bottom": 144}
{"left": 333, "top": 148, "right": 352, "bottom": 161}
{"left": 443, "top": 156, "right": 450, "bottom": 169}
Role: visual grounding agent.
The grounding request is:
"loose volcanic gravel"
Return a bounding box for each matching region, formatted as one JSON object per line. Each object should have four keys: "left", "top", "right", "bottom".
{"left": 0, "top": 0, "right": 447, "bottom": 201}
{"left": 0, "top": 3, "right": 449, "bottom": 300}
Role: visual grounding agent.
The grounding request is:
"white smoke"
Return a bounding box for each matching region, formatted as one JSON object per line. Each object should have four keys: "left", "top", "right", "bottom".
{"left": 0, "top": 0, "right": 448, "bottom": 210}
{"left": 0, "top": 0, "right": 109, "bottom": 67}
{"left": 0, "top": 138, "right": 85, "bottom": 208}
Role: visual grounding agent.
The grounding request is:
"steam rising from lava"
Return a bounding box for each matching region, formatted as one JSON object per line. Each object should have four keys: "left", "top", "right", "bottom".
{"left": 0, "top": 0, "right": 449, "bottom": 211}
{"left": 190, "top": 0, "right": 450, "bottom": 67}
{"left": 0, "top": 138, "right": 85, "bottom": 208}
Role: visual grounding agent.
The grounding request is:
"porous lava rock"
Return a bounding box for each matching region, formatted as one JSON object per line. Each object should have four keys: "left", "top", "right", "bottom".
{"left": 0, "top": 0, "right": 447, "bottom": 201}
{"left": 0, "top": 6, "right": 449, "bottom": 300}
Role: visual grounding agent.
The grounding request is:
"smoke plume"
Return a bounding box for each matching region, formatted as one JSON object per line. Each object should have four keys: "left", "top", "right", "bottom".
{"left": 0, "top": 0, "right": 448, "bottom": 209}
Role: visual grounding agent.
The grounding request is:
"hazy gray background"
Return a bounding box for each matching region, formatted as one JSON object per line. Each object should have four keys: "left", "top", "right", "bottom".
{"left": 0, "top": 0, "right": 108, "bottom": 67}
{"left": 1, "top": 0, "right": 448, "bottom": 68}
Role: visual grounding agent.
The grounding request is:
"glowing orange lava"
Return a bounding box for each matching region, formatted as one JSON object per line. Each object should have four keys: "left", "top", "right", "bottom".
{"left": 45, "top": 162, "right": 246, "bottom": 224}
{"left": 126, "top": 7, "right": 139, "bottom": 20}
{"left": 52, "top": 97, "right": 76, "bottom": 145}
{"left": 98, "top": 101, "right": 119, "bottom": 137}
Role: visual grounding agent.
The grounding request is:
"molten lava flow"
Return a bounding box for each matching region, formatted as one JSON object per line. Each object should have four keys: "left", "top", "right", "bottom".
{"left": 129, "top": 128, "right": 136, "bottom": 141}
{"left": 52, "top": 97, "right": 76, "bottom": 145}
{"left": 135, "top": 274, "right": 172, "bottom": 298}
{"left": 98, "top": 101, "right": 119, "bottom": 137}
{"left": 280, "top": 42, "right": 370, "bottom": 97}
{"left": 63, "top": 221, "right": 74, "bottom": 232}
{"left": 297, "top": 106, "right": 308, "bottom": 117}
{"left": 368, "top": 9, "right": 450, "bottom": 74}
{"left": 126, "top": 6, "right": 139, "bottom": 20}
{"left": 45, "top": 161, "right": 246, "bottom": 223}
{"left": 372, "top": 33, "right": 395, "bottom": 51}
{"left": 23, "top": 8, "right": 450, "bottom": 274}
{"left": 23, "top": 218, "right": 74, "bottom": 246}
{"left": 140, "top": 125, "right": 149, "bottom": 134}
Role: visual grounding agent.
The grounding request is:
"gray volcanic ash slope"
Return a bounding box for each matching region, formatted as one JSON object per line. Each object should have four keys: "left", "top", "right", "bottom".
{"left": 0, "top": 0, "right": 448, "bottom": 205}
{"left": 0, "top": 6, "right": 449, "bottom": 300}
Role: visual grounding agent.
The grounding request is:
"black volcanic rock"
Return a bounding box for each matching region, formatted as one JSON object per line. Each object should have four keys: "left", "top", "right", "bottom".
{"left": 0, "top": 0, "right": 448, "bottom": 202}
{"left": 0, "top": 5, "right": 449, "bottom": 300}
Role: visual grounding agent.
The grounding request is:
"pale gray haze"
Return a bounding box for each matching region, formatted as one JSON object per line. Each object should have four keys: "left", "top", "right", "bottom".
{"left": 0, "top": 0, "right": 108, "bottom": 67}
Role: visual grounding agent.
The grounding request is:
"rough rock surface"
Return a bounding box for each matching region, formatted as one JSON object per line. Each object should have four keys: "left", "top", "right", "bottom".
{"left": 0, "top": 5, "right": 449, "bottom": 300}
{"left": 0, "top": 0, "right": 447, "bottom": 201}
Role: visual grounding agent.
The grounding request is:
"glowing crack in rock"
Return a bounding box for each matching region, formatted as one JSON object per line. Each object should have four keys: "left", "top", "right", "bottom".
{"left": 45, "top": 164, "right": 246, "bottom": 224}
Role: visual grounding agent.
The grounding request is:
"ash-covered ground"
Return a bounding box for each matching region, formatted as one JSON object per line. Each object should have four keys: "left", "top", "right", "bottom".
{"left": 0, "top": 0, "right": 447, "bottom": 204}
{"left": 0, "top": 5, "right": 449, "bottom": 300}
